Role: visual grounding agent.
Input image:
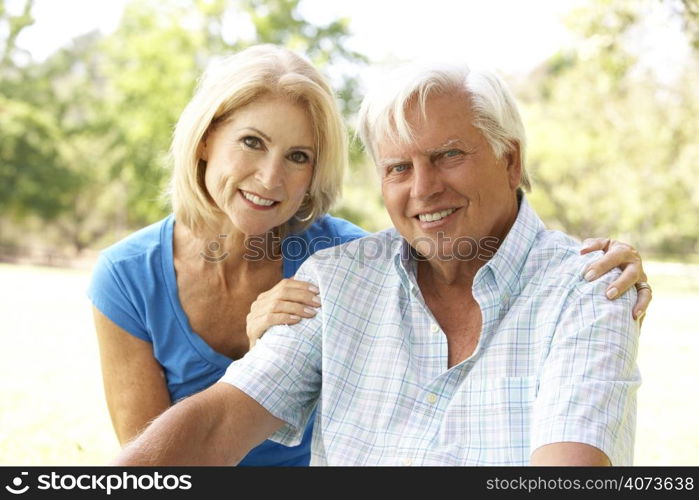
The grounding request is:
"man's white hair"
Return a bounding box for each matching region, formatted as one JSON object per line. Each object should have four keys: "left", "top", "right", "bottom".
{"left": 357, "top": 62, "right": 531, "bottom": 191}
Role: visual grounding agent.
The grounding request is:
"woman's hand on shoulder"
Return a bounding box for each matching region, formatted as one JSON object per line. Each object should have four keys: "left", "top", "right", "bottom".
{"left": 246, "top": 278, "right": 321, "bottom": 349}
{"left": 580, "top": 238, "right": 651, "bottom": 324}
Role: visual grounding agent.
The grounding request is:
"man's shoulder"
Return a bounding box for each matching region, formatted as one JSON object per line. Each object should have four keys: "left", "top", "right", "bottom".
{"left": 300, "top": 228, "right": 401, "bottom": 276}
{"left": 526, "top": 228, "right": 616, "bottom": 288}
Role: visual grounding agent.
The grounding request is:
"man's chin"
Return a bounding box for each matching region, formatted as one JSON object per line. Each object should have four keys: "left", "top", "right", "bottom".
{"left": 409, "top": 236, "right": 488, "bottom": 264}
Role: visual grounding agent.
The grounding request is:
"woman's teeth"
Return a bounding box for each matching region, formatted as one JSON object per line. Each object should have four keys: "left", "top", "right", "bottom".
{"left": 242, "top": 191, "right": 275, "bottom": 207}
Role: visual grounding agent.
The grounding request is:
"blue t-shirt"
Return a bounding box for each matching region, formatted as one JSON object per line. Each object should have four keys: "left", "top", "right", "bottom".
{"left": 88, "top": 214, "right": 367, "bottom": 466}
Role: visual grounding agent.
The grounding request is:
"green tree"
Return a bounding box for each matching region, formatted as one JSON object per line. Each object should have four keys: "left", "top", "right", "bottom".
{"left": 522, "top": 0, "right": 699, "bottom": 255}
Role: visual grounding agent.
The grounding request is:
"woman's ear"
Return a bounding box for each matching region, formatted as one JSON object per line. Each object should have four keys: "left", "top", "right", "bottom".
{"left": 198, "top": 134, "right": 209, "bottom": 162}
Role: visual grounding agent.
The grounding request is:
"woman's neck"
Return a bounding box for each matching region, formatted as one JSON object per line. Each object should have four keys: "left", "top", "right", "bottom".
{"left": 173, "top": 218, "right": 282, "bottom": 278}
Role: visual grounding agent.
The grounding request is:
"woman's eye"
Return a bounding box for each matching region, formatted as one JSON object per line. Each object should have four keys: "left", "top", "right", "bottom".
{"left": 288, "top": 151, "right": 310, "bottom": 164}
{"left": 242, "top": 136, "right": 262, "bottom": 149}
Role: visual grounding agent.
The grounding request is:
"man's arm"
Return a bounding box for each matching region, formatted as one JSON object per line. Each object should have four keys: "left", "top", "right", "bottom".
{"left": 113, "top": 383, "right": 284, "bottom": 465}
{"left": 530, "top": 265, "right": 640, "bottom": 466}
{"left": 531, "top": 442, "right": 610, "bottom": 466}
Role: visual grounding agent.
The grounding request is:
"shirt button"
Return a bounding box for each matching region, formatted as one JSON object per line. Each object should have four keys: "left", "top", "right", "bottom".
{"left": 426, "top": 393, "right": 438, "bottom": 404}
{"left": 403, "top": 457, "right": 413, "bottom": 466}
{"left": 430, "top": 323, "right": 440, "bottom": 333}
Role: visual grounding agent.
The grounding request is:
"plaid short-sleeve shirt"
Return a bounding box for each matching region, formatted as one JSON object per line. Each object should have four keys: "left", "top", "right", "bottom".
{"left": 221, "top": 197, "right": 640, "bottom": 465}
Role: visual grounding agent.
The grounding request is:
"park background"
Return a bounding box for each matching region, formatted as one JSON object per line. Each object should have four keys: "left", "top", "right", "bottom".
{"left": 1, "top": 0, "right": 698, "bottom": 465}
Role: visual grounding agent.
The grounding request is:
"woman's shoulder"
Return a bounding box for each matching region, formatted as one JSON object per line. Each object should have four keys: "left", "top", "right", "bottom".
{"left": 100, "top": 215, "right": 173, "bottom": 266}
{"left": 301, "top": 214, "right": 368, "bottom": 244}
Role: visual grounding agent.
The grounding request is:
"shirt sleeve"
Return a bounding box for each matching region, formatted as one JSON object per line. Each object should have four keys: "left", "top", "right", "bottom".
{"left": 87, "top": 253, "right": 151, "bottom": 342}
{"left": 218, "top": 260, "right": 323, "bottom": 447}
{"left": 530, "top": 270, "right": 641, "bottom": 465}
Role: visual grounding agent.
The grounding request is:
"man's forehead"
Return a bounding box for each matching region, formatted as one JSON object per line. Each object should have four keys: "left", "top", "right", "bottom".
{"left": 375, "top": 93, "right": 477, "bottom": 161}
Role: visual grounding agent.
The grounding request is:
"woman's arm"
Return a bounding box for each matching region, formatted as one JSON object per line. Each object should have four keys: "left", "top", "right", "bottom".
{"left": 93, "top": 307, "right": 172, "bottom": 445}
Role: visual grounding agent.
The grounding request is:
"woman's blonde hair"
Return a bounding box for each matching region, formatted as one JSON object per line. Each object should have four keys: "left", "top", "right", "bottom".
{"left": 170, "top": 44, "right": 347, "bottom": 235}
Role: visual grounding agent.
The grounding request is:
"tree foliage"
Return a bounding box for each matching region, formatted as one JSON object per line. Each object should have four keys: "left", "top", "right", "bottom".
{"left": 1, "top": 0, "right": 697, "bottom": 255}
{"left": 522, "top": 0, "right": 699, "bottom": 254}
{"left": 1, "top": 0, "right": 368, "bottom": 251}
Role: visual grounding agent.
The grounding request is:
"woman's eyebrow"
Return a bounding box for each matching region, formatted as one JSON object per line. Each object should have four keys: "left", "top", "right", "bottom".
{"left": 235, "top": 127, "right": 314, "bottom": 152}
{"left": 235, "top": 127, "right": 272, "bottom": 142}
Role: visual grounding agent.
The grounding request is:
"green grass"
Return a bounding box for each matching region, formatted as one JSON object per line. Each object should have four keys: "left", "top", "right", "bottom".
{"left": 0, "top": 260, "right": 697, "bottom": 465}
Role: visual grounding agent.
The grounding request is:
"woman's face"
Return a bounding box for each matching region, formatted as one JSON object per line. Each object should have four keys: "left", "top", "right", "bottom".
{"left": 202, "top": 94, "right": 315, "bottom": 236}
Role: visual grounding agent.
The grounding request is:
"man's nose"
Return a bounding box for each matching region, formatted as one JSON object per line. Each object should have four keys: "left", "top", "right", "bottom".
{"left": 410, "top": 160, "right": 444, "bottom": 200}
{"left": 255, "top": 155, "right": 284, "bottom": 190}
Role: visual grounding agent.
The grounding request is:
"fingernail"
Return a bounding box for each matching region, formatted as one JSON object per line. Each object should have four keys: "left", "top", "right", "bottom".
{"left": 606, "top": 287, "right": 618, "bottom": 299}
{"left": 584, "top": 270, "right": 597, "bottom": 281}
{"left": 309, "top": 285, "right": 319, "bottom": 293}
{"left": 304, "top": 307, "right": 317, "bottom": 315}
{"left": 312, "top": 296, "right": 321, "bottom": 305}
{"left": 290, "top": 315, "right": 301, "bottom": 320}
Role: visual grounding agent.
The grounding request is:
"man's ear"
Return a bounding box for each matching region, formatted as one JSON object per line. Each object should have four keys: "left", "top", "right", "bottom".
{"left": 505, "top": 141, "right": 522, "bottom": 190}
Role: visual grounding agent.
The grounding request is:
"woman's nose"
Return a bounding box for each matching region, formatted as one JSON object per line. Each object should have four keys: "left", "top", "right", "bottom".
{"left": 255, "top": 155, "right": 284, "bottom": 190}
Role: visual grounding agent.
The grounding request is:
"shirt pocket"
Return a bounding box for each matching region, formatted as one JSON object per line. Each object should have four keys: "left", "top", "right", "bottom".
{"left": 440, "top": 376, "right": 538, "bottom": 465}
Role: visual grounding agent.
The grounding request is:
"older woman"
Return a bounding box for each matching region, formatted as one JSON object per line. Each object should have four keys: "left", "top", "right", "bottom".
{"left": 90, "top": 45, "right": 650, "bottom": 466}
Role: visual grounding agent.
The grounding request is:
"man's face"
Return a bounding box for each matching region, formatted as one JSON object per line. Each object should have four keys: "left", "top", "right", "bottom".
{"left": 377, "top": 91, "right": 521, "bottom": 261}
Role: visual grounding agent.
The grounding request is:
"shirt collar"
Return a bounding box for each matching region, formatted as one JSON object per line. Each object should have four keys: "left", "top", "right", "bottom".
{"left": 479, "top": 194, "right": 545, "bottom": 299}
{"left": 391, "top": 194, "right": 545, "bottom": 300}
{"left": 393, "top": 230, "right": 419, "bottom": 293}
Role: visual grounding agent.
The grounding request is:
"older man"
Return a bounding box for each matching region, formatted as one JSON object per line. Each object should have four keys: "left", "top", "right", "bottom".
{"left": 115, "top": 63, "right": 640, "bottom": 466}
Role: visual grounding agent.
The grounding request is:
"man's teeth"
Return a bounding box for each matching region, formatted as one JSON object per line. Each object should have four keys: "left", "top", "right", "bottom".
{"left": 418, "top": 208, "right": 456, "bottom": 222}
{"left": 242, "top": 191, "right": 275, "bottom": 206}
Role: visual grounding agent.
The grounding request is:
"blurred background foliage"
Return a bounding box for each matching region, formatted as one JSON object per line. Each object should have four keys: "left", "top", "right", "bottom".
{"left": 0, "top": 0, "right": 698, "bottom": 257}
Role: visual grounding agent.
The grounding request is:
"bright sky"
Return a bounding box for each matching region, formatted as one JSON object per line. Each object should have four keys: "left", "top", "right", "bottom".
{"left": 12, "top": 0, "right": 690, "bottom": 82}
{"left": 13, "top": 0, "right": 578, "bottom": 70}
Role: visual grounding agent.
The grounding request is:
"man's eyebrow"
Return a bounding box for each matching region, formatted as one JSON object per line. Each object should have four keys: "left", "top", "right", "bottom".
{"left": 427, "top": 138, "right": 463, "bottom": 155}
{"left": 377, "top": 157, "right": 407, "bottom": 168}
{"left": 377, "top": 139, "right": 469, "bottom": 168}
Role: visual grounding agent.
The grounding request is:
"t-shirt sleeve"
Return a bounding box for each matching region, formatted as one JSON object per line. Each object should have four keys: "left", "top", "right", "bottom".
{"left": 87, "top": 253, "right": 151, "bottom": 342}
{"left": 530, "top": 269, "right": 640, "bottom": 465}
{"left": 218, "top": 260, "right": 323, "bottom": 447}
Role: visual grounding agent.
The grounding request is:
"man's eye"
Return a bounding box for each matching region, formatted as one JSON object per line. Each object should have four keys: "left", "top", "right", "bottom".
{"left": 242, "top": 136, "right": 262, "bottom": 149}
{"left": 392, "top": 164, "right": 409, "bottom": 173}
{"left": 289, "top": 151, "right": 310, "bottom": 164}
{"left": 444, "top": 149, "right": 462, "bottom": 158}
